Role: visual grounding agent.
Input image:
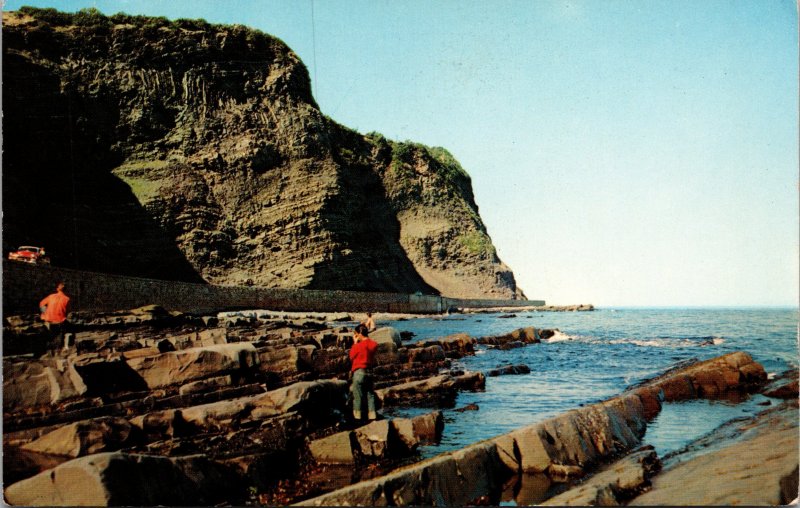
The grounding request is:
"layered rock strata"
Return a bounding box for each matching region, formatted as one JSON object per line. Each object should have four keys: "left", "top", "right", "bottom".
{"left": 2, "top": 8, "right": 523, "bottom": 299}
{"left": 4, "top": 307, "right": 545, "bottom": 504}
{"left": 300, "top": 351, "right": 771, "bottom": 506}
{"left": 5, "top": 451, "right": 242, "bottom": 506}
{"left": 4, "top": 305, "right": 780, "bottom": 506}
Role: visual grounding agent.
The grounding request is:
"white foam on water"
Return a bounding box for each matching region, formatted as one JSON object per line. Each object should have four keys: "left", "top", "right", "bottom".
{"left": 606, "top": 336, "right": 725, "bottom": 348}
{"left": 608, "top": 338, "right": 681, "bottom": 348}
{"left": 542, "top": 330, "right": 574, "bottom": 343}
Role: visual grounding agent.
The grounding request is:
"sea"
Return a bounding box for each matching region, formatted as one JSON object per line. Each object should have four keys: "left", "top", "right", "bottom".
{"left": 378, "top": 307, "right": 798, "bottom": 459}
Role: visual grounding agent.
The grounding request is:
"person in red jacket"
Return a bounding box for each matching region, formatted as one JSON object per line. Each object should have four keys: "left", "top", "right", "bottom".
{"left": 39, "top": 281, "right": 70, "bottom": 356}
{"left": 349, "top": 323, "right": 378, "bottom": 421}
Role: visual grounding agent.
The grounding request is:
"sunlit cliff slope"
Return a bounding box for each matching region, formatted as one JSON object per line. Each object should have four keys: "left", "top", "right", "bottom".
{"left": 2, "top": 8, "right": 525, "bottom": 299}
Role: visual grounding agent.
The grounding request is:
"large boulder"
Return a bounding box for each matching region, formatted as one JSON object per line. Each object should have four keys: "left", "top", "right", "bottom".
{"left": 369, "top": 327, "right": 402, "bottom": 353}
{"left": 71, "top": 353, "right": 150, "bottom": 395}
{"left": 493, "top": 394, "right": 647, "bottom": 476}
{"left": 376, "top": 372, "right": 485, "bottom": 408}
{"left": 196, "top": 327, "right": 227, "bottom": 346}
{"left": 308, "top": 430, "right": 356, "bottom": 464}
{"left": 762, "top": 370, "right": 799, "bottom": 400}
{"left": 477, "top": 327, "right": 541, "bottom": 347}
{"left": 4, "top": 452, "right": 242, "bottom": 506}
{"left": 452, "top": 371, "right": 486, "bottom": 391}
{"left": 125, "top": 343, "right": 259, "bottom": 389}
{"left": 354, "top": 420, "right": 395, "bottom": 458}
{"left": 376, "top": 375, "right": 456, "bottom": 407}
{"left": 392, "top": 411, "right": 444, "bottom": 448}
{"left": 307, "top": 347, "right": 350, "bottom": 376}
{"left": 405, "top": 345, "right": 446, "bottom": 364}
{"left": 541, "top": 447, "right": 661, "bottom": 506}
{"left": 21, "top": 417, "right": 139, "bottom": 458}
{"left": 257, "top": 345, "right": 304, "bottom": 377}
{"left": 3, "top": 358, "right": 87, "bottom": 412}
{"left": 179, "top": 379, "right": 347, "bottom": 430}
{"left": 3, "top": 445, "right": 67, "bottom": 487}
{"left": 129, "top": 409, "right": 187, "bottom": 439}
{"left": 631, "top": 351, "right": 767, "bottom": 403}
{"left": 420, "top": 333, "right": 475, "bottom": 358}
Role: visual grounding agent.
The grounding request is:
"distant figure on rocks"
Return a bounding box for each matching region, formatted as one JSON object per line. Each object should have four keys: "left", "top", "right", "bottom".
{"left": 362, "top": 312, "right": 376, "bottom": 332}
{"left": 349, "top": 324, "right": 378, "bottom": 421}
{"left": 38, "top": 281, "right": 70, "bottom": 356}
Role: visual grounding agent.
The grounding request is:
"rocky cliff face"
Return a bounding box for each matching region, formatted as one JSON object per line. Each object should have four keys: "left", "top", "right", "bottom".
{"left": 2, "top": 8, "right": 525, "bottom": 299}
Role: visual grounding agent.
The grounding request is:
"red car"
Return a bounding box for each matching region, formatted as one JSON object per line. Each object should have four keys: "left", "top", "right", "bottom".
{"left": 8, "top": 246, "right": 50, "bottom": 265}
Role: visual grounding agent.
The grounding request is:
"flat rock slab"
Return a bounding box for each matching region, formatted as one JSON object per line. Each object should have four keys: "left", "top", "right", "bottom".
{"left": 4, "top": 451, "right": 240, "bottom": 506}
{"left": 21, "top": 417, "right": 138, "bottom": 458}
{"left": 375, "top": 372, "right": 485, "bottom": 407}
{"left": 633, "top": 351, "right": 766, "bottom": 403}
{"left": 3, "top": 358, "right": 87, "bottom": 411}
{"left": 179, "top": 379, "right": 347, "bottom": 429}
{"left": 309, "top": 430, "right": 356, "bottom": 464}
{"left": 541, "top": 447, "right": 661, "bottom": 505}
{"left": 477, "top": 327, "right": 542, "bottom": 346}
{"left": 126, "top": 342, "right": 259, "bottom": 389}
{"left": 629, "top": 400, "right": 799, "bottom": 506}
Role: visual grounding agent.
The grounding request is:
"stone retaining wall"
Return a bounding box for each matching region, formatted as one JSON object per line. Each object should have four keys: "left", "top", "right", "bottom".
{"left": 2, "top": 262, "right": 543, "bottom": 316}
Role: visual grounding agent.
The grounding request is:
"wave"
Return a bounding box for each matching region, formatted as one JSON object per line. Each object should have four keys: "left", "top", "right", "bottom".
{"left": 542, "top": 330, "right": 575, "bottom": 343}
{"left": 605, "top": 336, "right": 726, "bottom": 348}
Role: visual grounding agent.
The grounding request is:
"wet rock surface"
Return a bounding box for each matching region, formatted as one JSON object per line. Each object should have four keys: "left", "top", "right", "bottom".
{"left": 487, "top": 364, "right": 531, "bottom": 376}
{"left": 629, "top": 399, "right": 799, "bottom": 506}
{"left": 762, "top": 369, "right": 799, "bottom": 400}
{"left": 541, "top": 446, "right": 661, "bottom": 505}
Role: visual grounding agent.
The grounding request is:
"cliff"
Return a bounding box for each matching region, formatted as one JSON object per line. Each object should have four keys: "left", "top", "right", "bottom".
{"left": 2, "top": 7, "right": 525, "bottom": 299}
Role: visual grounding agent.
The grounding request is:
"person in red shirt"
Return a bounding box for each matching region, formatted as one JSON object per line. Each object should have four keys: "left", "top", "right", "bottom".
{"left": 349, "top": 323, "right": 378, "bottom": 421}
{"left": 38, "top": 281, "right": 70, "bottom": 356}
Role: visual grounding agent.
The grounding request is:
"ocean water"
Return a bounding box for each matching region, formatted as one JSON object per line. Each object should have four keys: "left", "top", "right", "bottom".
{"left": 380, "top": 307, "right": 798, "bottom": 459}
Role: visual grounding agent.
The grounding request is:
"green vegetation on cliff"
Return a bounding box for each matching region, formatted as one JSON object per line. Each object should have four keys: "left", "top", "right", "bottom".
{"left": 3, "top": 6, "right": 524, "bottom": 299}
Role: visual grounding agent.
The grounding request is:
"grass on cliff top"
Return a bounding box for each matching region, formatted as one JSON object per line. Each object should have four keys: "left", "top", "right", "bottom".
{"left": 374, "top": 135, "right": 471, "bottom": 184}
{"left": 16, "top": 6, "right": 274, "bottom": 44}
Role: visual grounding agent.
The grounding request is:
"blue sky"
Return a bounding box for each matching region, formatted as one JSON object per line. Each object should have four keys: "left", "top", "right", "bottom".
{"left": 4, "top": 0, "right": 798, "bottom": 306}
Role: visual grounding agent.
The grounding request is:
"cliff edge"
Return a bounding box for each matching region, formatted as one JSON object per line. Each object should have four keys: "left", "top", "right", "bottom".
{"left": 2, "top": 8, "right": 525, "bottom": 300}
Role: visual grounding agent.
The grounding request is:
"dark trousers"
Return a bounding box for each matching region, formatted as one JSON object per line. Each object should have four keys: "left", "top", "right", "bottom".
{"left": 39, "top": 321, "right": 66, "bottom": 356}
{"left": 351, "top": 368, "right": 376, "bottom": 418}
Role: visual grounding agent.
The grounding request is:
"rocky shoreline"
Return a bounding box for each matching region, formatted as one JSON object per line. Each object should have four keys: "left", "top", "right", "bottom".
{"left": 3, "top": 305, "right": 797, "bottom": 505}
